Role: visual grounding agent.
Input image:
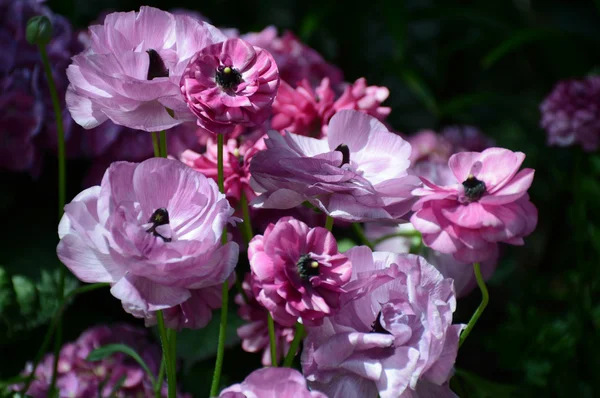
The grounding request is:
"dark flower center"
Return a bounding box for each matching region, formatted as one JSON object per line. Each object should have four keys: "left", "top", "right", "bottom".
{"left": 215, "top": 66, "right": 242, "bottom": 90}
{"left": 334, "top": 144, "right": 350, "bottom": 167}
{"left": 297, "top": 254, "right": 320, "bottom": 280}
{"left": 146, "top": 208, "right": 171, "bottom": 242}
{"left": 370, "top": 311, "right": 390, "bottom": 334}
{"left": 462, "top": 174, "right": 486, "bottom": 201}
{"left": 146, "top": 49, "right": 169, "bottom": 80}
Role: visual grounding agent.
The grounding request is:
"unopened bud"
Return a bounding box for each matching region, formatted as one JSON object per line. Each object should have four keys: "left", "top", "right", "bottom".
{"left": 26, "top": 15, "right": 53, "bottom": 46}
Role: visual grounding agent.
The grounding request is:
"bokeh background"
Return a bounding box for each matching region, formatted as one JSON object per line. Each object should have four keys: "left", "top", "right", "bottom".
{"left": 1, "top": 0, "right": 600, "bottom": 397}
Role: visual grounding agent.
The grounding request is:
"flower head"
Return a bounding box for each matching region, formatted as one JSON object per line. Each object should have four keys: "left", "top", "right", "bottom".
{"left": 411, "top": 147, "right": 537, "bottom": 263}
{"left": 57, "top": 157, "right": 239, "bottom": 328}
{"left": 66, "top": 7, "right": 227, "bottom": 131}
{"left": 13, "top": 323, "right": 190, "bottom": 397}
{"left": 250, "top": 110, "right": 421, "bottom": 222}
{"left": 219, "top": 367, "right": 327, "bottom": 398}
{"left": 302, "top": 246, "right": 463, "bottom": 398}
{"left": 180, "top": 38, "right": 280, "bottom": 134}
{"left": 540, "top": 76, "right": 600, "bottom": 151}
{"left": 235, "top": 273, "right": 296, "bottom": 365}
{"left": 248, "top": 217, "right": 351, "bottom": 326}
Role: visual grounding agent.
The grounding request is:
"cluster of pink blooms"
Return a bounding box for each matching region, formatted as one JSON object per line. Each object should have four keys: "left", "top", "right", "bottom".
{"left": 1, "top": 2, "right": 555, "bottom": 396}
{"left": 12, "top": 324, "right": 189, "bottom": 397}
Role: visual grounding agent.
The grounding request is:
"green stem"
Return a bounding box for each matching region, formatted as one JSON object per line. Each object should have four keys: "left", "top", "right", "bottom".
{"left": 39, "top": 43, "right": 68, "bottom": 396}
{"left": 267, "top": 313, "right": 278, "bottom": 366}
{"left": 459, "top": 263, "right": 489, "bottom": 347}
{"left": 351, "top": 223, "right": 373, "bottom": 249}
{"left": 152, "top": 132, "right": 160, "bottom": 157}
{"left": 155, "top": 356, "right": 166, "bottom": 398}
{"left": 372, "top": 230, "right": 422, "bottom": 246}
{"left": 21, "top": 283, "right": 109, "bottom": 394}
{"left": 167, "top": 329, "right": 177, "bottom": 398}
{"left": 283, "top": 323, "right": 305, "bottom": 367}
{"left": 159, "top": 130, "right": 168, "bottom": 158}
{"left": 156, "top": 311, "right": 176, "bottom": 398}
{"left": 325, "top": 216, "right": 334, "bottom": 231}
{"left": 210, "top": 133, "right": 229, "bottom": 396}
{"left": 239, "top": 192, "right": 253, "bottom": 244}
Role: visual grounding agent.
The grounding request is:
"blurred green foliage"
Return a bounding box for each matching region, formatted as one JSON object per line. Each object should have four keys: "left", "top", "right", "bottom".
{"left": 1, "top": 0, "right": 599, "bottom": 397}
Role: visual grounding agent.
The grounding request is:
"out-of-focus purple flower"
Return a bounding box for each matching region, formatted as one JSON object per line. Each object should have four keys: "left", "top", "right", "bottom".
{"left": 219, "top": 367, "right": 327, "bottom": 397}
{"left": 13, "top": 323, "right": 190, "bottom": 397}
{"left": 181, "top": 135, "right": 265, "bottom": 206}
{"left": 248, "top": 217, "right": 351, "bottom": 326}
{"left": 441, "top": 125, "right": 496, "bottom": 153}
{"left": 0, "top": 0, "right": 74, "bottom": 173}
{"left": 411, "top": 148, "right": 537, "bottom": 263}
{"left": 57, "top": 158, "right": 239, "bottom": 329}
{"left": 242, "top": 26, "right": 343, "bottom": 88}
{"left": 271, "top": 77, "right": 390, "bottom": 138}
{"left": 235, "top": 273, "right": 296, "bottom": 365}
{"left": 302, "top": 246, "right": 463, "bottom": 398}
{"left": 180, "top": 38, "right": 279, "bottom": 134}
{"left": 365, "top": 222, "right": 498, "bottom": 297}
{"left": 408, "top": 130, "right": 453, "bottom": 164}
{"left": 66, "top": 6, "right": 227, "bottom": 132}
{"left": 250, "top": 110, "right": 421, "bottom": 222}
{"left": 540, "top": 76, "right": 600, "bottom": 151}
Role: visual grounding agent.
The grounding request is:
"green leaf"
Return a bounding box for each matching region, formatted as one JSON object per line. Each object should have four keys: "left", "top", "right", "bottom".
{"left": 454, "top": 369, "right": 517, "bottom": 398}
{"left": 400, "top": 68, "right": 438, "bottom": 116}
{"left": 87, "top": 344, "right": 156, "bottom": 386}
{"left": 482, "top": 29, "right": 560, "bottom": 69}
{"left": 337, "top": 238, "right": 356, "bottom": 253}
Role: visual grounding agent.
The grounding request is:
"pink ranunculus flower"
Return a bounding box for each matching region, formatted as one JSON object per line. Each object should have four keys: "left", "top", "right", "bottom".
{"left": 57, "top": 157, "right": 239, "bottom": 329}
{"left": 180, "top": 135, "right": 265, "bottom": 206}
{"left": 411, "top": 147, "right": 538, "bottom": 263}
{"left": 235, "top": 273, "right": 296, "bottom": 365}
{"left": 302, "top": 246, "right": 463, "bottom": 398}
{"left": 250, "top": 110, "right": 421, "bottom": 222}
{"left": 219, "top": 367, "right": 327, "bottom": 398}
{"left": 330, "top": 77, "right": 391, "bottom": 122}
{"left": 180, "top": 38, "right": 280, "bottom": 134}
{"left": 66, "top": 6, "right": 227, "bottom": 132}
{"left": 248, "top": 217, "right": 352, "bottom": 327}
{"left": 540, "top": 76, "right": 600, "bottom": 151}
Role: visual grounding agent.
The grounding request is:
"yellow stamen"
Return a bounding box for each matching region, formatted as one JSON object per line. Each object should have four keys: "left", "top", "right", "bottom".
{"left": 223, "top": 66, "right": 232, "bottom": 74}
{"left": 310, "top": 261, "right": 319, "bottom": 268}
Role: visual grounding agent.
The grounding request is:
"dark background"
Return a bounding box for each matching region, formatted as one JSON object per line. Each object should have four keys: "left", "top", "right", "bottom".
{"left": 2, "top": 0, "right": 600, "bottom": 397}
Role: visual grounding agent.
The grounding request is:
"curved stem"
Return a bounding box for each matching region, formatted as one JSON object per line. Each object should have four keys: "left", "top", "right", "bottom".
{"left": 325, "top": 216, "right": 334, "bottom": 231}
{"left": 159, "top": 130, "right": 168, "bottom": 158}
{"left": 21, "top": 283, "right": 109, "bottom": 394}
{"left": 152, "top": 132, "right": 160, "bottom": 157}
{"left": 39, "top": 43, "right": 67, "bottom": 395}
{"left": 459, "top": 263, "right": 489, "bottom": 347}
{"left": 210, "top": 133, "right": 229, "bottom": 396}
{"left": 283, "top": 323, "right": 305, "bottom": 367}
{"left": 154, "top": 356, "right": 166, "bottom": 398}
{"left": 351, "top": 223, "right": 373, "bottom": 249}
{"left": 267, "top": 313, "right": 278, "bottom": 366}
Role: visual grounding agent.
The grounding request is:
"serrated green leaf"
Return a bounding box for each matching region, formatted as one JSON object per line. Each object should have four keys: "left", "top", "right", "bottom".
{"left": 87, "top": 344, "right": 156, "bottom": 386}
{"left": 11, "top": 276, "right": 37, "bottom": 317}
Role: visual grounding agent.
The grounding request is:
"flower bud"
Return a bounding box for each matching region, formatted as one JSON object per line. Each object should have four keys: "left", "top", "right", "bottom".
{"left": 26, "top": 15, "right": 53, "bottom": 46}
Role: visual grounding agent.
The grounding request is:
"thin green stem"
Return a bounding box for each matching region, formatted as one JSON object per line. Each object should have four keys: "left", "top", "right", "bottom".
{"left": 372, "top": 230, "right": 422, "bottom": 246}
{"left": 152, "top": 132, "right": 160, "bottom": 157}
{"left": 325, "top": 216, "right": 334, "bottom": 231}
{"left": 167, "top": 329, "right": 177, "bottom": 398}
{"left": 267, "top": 313, "right": 278, "bottom": 367}
{"left": 159, "top": 130, "right": 168, "bottom": 158}
{"left": 239, "top": 192, "right": 253, "bottom": 244}
{"left": 39, "top": 43, "right": 68, "bottom": 395}
{"left": 210, "top": 133, "right": 229, "bottom": 396}
{"left": 156, "top": 311, "right": 176, "bottom": 398}
{"left": 21, "top": 283, "right": 109, "bottom": 394}
{"left": 459, "top": 263, "right": 489, "bottom": 347}
{"left": 283, "top": 323, "right": 305, "bottom": 367}
{"left": 351, "top": 223, "right": 373, "bottom": 249}
{"left": 154, "top": 356, "right": 166, "bottom": 398}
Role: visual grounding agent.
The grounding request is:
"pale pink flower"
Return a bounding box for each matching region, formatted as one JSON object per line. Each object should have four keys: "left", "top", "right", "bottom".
{"left": 248, "top": 217, "right": 352, "bottom": 326}
{"left": 180, "top": 38, "right": 280, "bottom": 134}
{"left": 411, "top": 148, "right": 537, "bottom": 263}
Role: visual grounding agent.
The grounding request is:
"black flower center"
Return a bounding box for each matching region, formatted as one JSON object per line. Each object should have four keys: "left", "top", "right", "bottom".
{"left": 297, "top": 254, "right": 320, "bottom": 280}
{"left": 334, "top": 144, "right": 350, "bottom": 167}
{"left": 215, "top": 66, "right": 242, "bottom": 90}
{"left": 146, "top": 49, "right": 169, "bottom": 80}
{"left": 462, "top": 174, "right": 486, "bottom": 202}
{"left": 370, "top": 311, "right": 390, "bottom": 334}
{"left": 146, "top": 208, "right": 171, "bottom": 242}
